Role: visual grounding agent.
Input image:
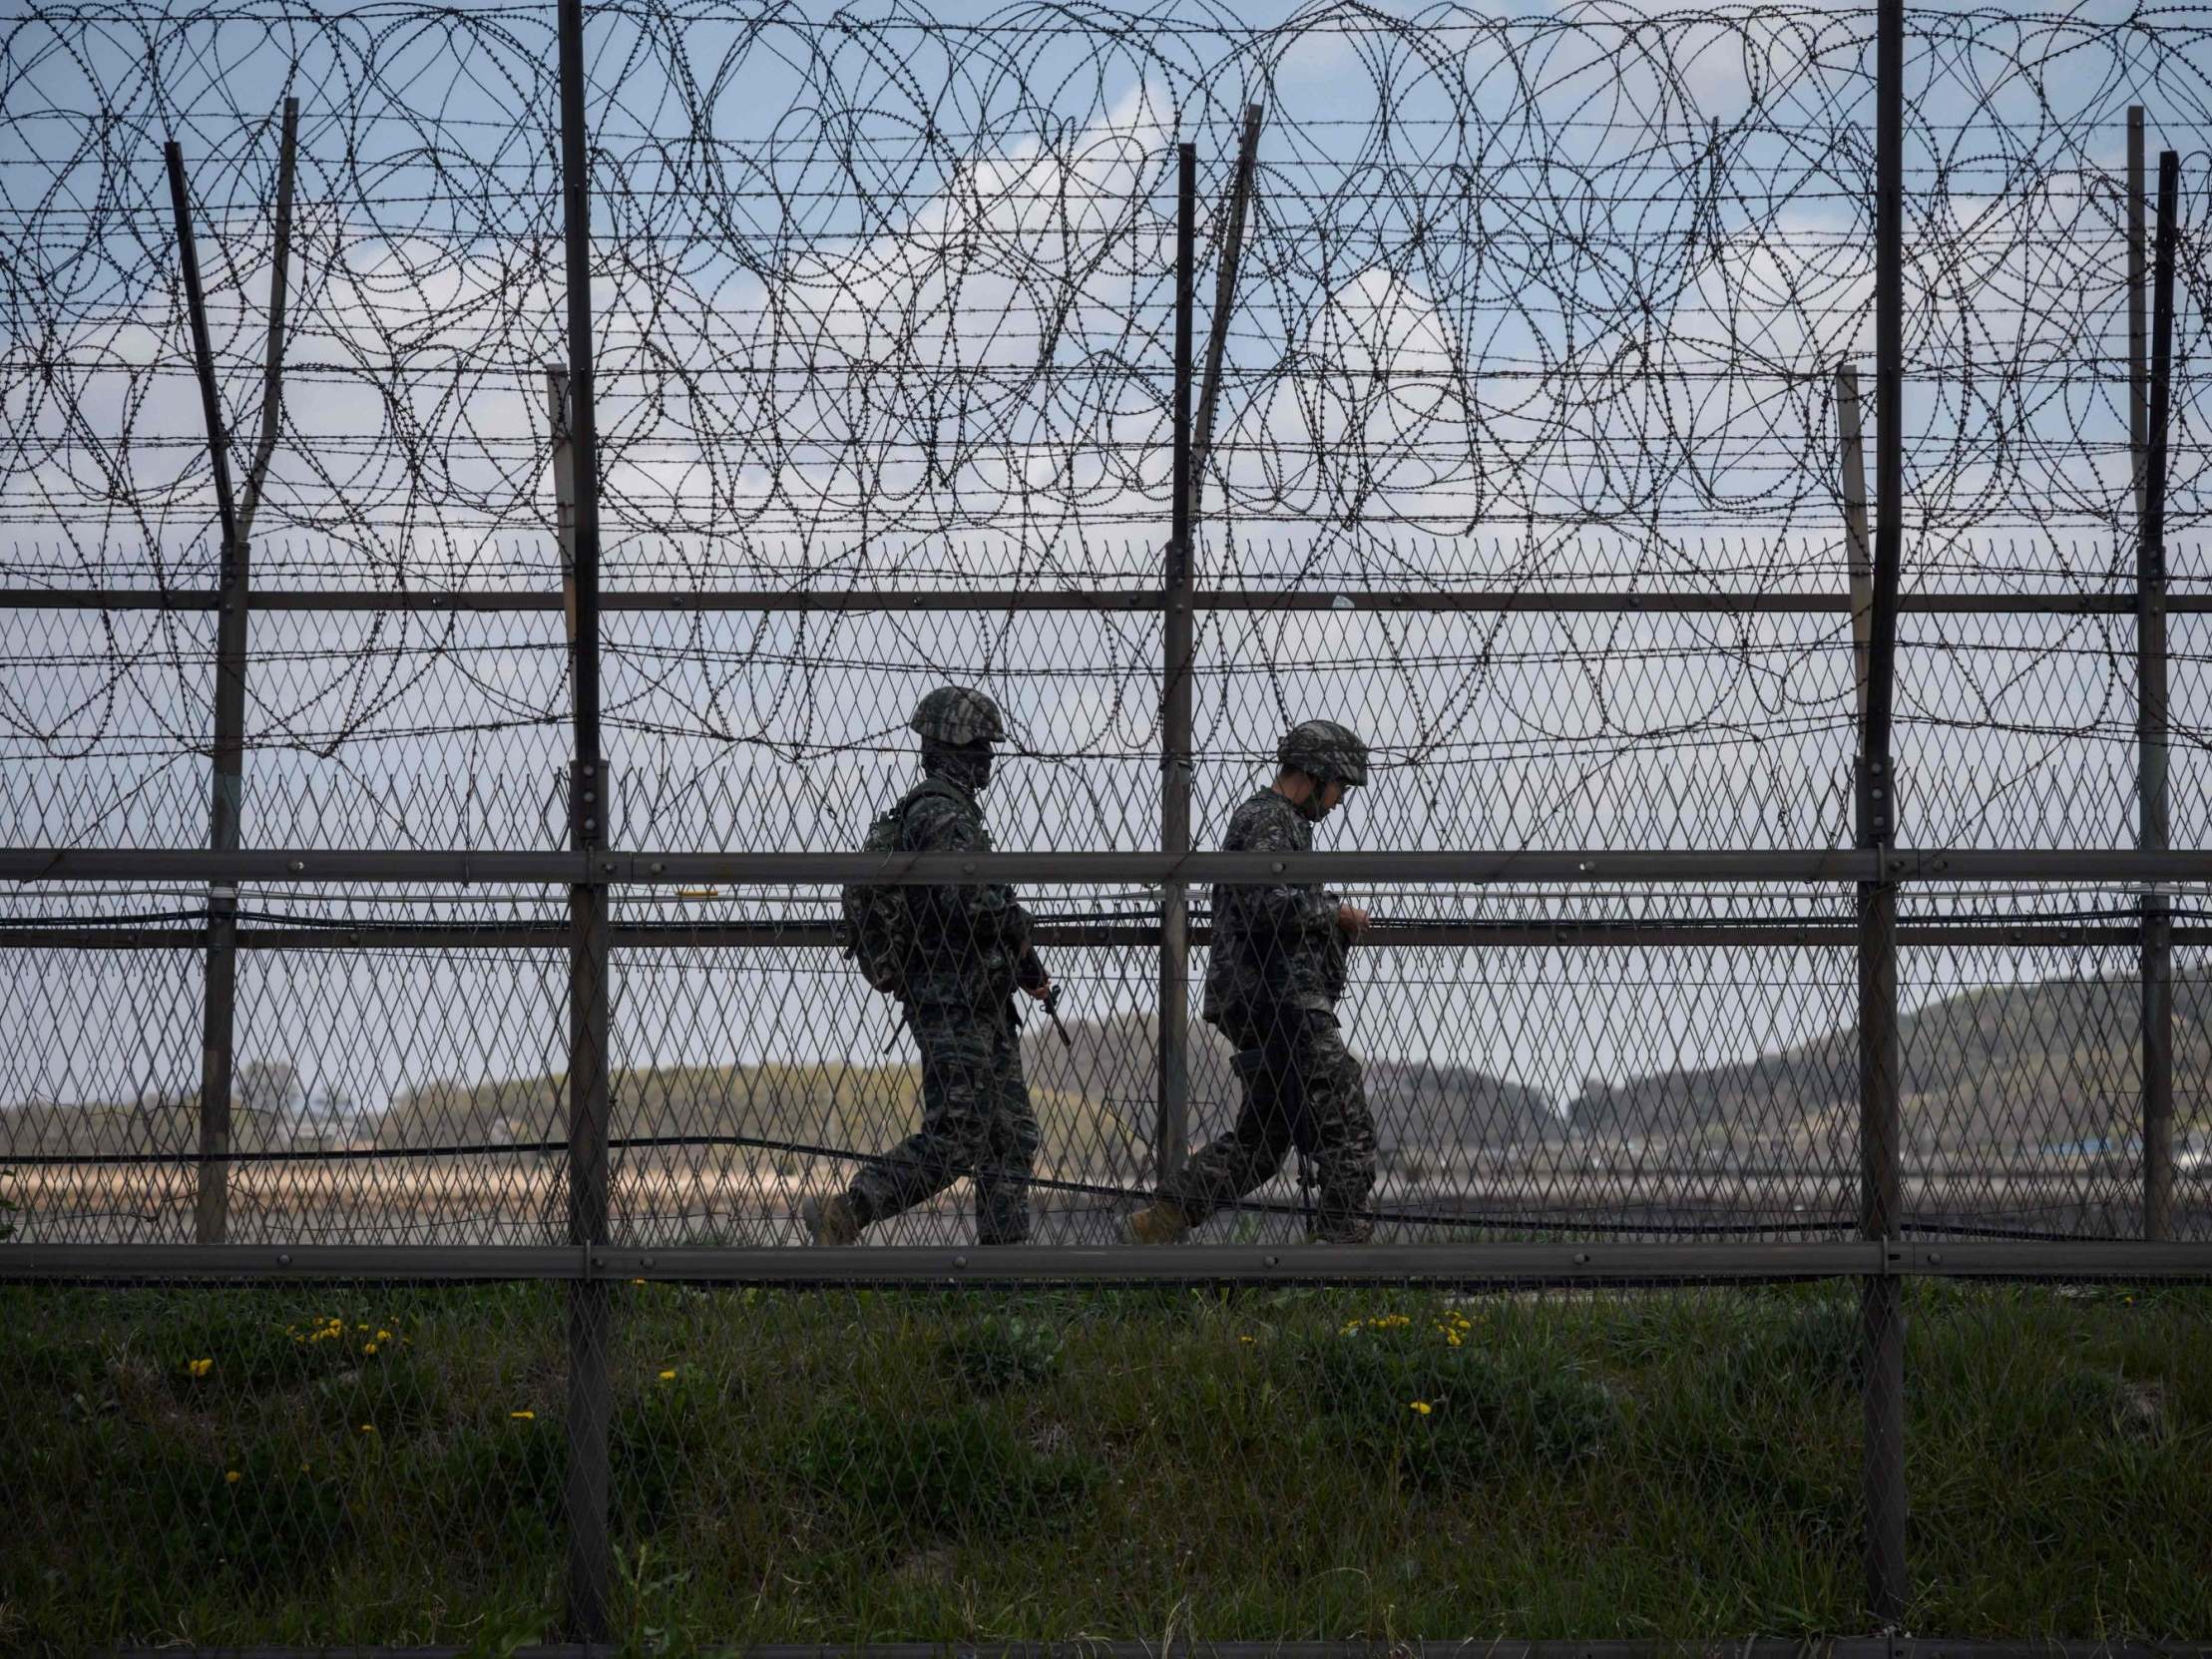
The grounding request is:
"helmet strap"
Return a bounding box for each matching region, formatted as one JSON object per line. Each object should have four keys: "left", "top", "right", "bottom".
{"left": 1275, "top": 768, "right": 1329, "bottom": 822}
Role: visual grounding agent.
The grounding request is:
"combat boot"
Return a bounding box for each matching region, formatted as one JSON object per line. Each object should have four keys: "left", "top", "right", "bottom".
{"left": 1121, "top": 1200, "right": 1192, "bottom": 1245}
{"left": 800, "top": 1192, "right": 863, "bottom": 1246}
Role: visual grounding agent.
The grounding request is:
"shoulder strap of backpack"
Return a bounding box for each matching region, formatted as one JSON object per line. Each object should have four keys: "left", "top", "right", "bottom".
{"left": 895, "top": 774, "right": 968, "bottom": 825}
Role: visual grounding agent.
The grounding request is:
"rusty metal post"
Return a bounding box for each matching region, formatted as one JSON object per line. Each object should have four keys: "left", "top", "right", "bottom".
{"left": 1158, "top": 145, "right": 1196, "bottom": 1182}
{"left": 557, "top": 0, "right": 613, "bottom": 1638}
{"left": 1859, "top": 0, "right": 1909, "bottom": 1624}
{"left": 165, "top": 142, "right": 245, "bottom": 1246}
{"left": 2142, "top": 148, "right": 2180, "bottom": 1241}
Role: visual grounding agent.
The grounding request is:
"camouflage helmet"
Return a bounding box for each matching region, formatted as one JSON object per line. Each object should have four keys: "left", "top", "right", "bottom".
{"left": 1277, "top": 719, "right": 1369, "bottom": 787}
{"left": 910, "top": 684, "right": 1007, "bottom": 746}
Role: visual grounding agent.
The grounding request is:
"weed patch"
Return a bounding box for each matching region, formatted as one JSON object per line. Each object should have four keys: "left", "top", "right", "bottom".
{"left": 790, "top": 1404, "right": 1099, "bottom": 1542}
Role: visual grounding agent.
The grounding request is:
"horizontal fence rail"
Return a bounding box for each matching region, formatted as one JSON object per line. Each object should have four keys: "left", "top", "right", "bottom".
{"left": 12, "top": 587, "right": 2212, "bottom": 614}
{"left": 9, "top": 1240, "right": 2212, "bottom": 1285}
{"left": 15, "top": 849, "right": 2212, "bottom": 882}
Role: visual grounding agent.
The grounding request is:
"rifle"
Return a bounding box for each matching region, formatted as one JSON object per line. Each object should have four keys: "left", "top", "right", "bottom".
{"left": 1040, "top": 981, "right": 1074, "bottom": 1048}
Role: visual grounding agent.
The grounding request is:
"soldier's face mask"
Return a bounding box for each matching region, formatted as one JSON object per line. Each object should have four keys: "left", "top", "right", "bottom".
{"left": 927, "top": 740, "right": 994, "bottom": 793}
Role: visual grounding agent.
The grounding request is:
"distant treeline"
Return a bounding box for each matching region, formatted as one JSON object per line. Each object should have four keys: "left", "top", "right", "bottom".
{"left": 6, "top": 978, "right": 2206, "bottom": 1161}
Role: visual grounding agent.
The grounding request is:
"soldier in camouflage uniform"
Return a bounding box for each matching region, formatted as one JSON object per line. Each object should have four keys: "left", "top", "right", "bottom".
{"left": 1123, "top": 719, "right": 1379, "bottom": 1244}
{"left": 803, "top": 686, "right": 1052, "bottom": 1246}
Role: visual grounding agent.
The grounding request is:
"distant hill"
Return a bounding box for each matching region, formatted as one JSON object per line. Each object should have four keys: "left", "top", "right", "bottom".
{"left": 1567, "top": 973, "right": 2212, "bottom": 1152}
{"left": 8, "top": 978, "right": 2203, "bottom": 1165}
{"left": 1364, "top": 1056, "right": 1560, "bottom": 1147}
{"left": 367, "top": 1056, "right": 1129, "bottom": 1180}
{"left": 1021, "top": 1014, "right": 1557, "bottom": 1152}
{"left": 0, "top": 1061, "right": 341, "bottom": 1156}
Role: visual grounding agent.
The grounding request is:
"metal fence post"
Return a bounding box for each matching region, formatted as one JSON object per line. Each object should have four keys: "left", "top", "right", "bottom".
{"left": 165, "top": 142, "right": 246, "bottom": 1246}
{"left": 1837, "top": 363, "right": 1873, "bottom": 730}
{"left": 2131, "top": 110, "right": 2148, "bottom": 549}
{"left": 1157, "top": 110, "right": 1263, "bottom": 1186}
{"left": 1858, "top": 0, "right": 1909, "bottom": 1625}
{"left": 1190, "top": 106, "right": 1264, "bottom": 511}
{"left": 2142, "top": 148, "right": 2181, "bottom": 1241}
{"left": 546, "top": 366, "right": 579, "bottom": 649}
{"left": 235, "top": 98, "right": 298, "bottom": 552}
{"left": 1157, "top": 144, "right": 1196, "bottom": 1182}
{"left": 557, "top": 0, "right": 614, "bottom": 1638}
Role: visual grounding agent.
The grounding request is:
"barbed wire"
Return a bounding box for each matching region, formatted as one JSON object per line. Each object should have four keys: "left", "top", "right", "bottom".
{"left": 4, "top": 4, "right": 2206, "bottom": 570}
{"left": 1, "top": 3, "right": 2208, "bottom": 854}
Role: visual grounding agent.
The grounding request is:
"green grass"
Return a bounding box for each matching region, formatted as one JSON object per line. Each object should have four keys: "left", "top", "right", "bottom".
{"left": 1, "top": 1279, "right": 2207, "bottom": 1652}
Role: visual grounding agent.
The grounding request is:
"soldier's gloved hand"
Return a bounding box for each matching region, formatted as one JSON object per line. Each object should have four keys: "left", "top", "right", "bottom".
{"left": 1017, "top": 947, "right": 1052, "bottom": 1000}
{"left": 1336, "top": 902, "right": 1371, "bottom": 939}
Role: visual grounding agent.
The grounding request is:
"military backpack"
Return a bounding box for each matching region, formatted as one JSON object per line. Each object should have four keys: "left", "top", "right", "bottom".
{"left": 840, "top": 777, "right": 965, "bottom": 995}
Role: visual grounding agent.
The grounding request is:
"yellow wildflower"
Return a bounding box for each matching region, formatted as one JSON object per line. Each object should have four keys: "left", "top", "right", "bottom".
{"left": 1409, "top": 1401, "right": 1434, "bottom": 1416}
{"left": 224, "top": 1469, "right": 242, "bottom": 1484}
{"left": 658, "top": 1370, "right": 676, "bottom": 1381}
{"left": 374, "top": 1330, "right": 391, "bottom": 1342}
{"left": 510, "top": 1410, "right": 535, "bottom": 1421}
{"left": 363, "top": 1343, "right": 378, "bottom": 1356}
{"left": 358, "top": 1423, "right": 376, "bottom": 1434}
{"left": 187, "top": 1358, "right": 214, "bottom": 1378}
{"left": 1237, "top": 1336, "right": 1256, "bottom": 1345}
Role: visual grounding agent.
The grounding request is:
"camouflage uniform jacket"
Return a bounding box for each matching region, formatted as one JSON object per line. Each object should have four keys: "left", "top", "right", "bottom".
{"left": 897, "top": 773, "right": 1033, "bottom": 1007}
{"left": 1201, "top": 786, "right": 1348, "bottom": 1024}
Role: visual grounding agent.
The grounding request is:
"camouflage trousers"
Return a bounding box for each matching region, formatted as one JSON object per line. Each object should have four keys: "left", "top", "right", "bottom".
{"left": 1160, "top": 1006, "right": 1377, "bottom": 1243}
{"left": 846, "top": 997, "right": 1039, "bottom": 1245}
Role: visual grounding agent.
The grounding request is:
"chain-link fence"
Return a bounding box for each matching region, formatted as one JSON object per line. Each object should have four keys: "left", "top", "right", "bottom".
{"left": 3, "top": 1, "right": 2211, "bottom": 1652}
